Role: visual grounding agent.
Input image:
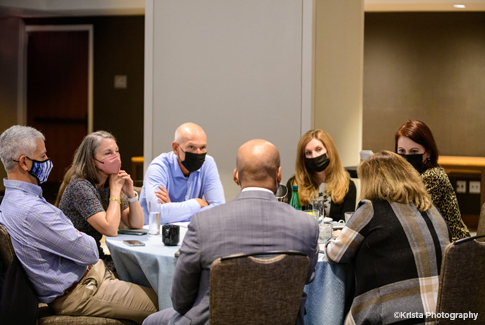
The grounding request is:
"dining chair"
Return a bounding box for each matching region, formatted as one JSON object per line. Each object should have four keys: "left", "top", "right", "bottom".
{"left": 435, "top": 235, "right": 485, "bottom": 324}
{"left": 209, "top": 251, "right": 309, "bottom": 325}
{"left": 476, "top": 203, "right": 485, "bottom": 240}
{"left": 0, "top": 224, "right": 133, "bottom": 325}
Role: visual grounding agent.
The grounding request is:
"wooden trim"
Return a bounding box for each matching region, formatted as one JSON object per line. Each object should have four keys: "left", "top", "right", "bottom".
{"left": 22, "top": 25, "right": 93, "bottom": 133}
{"left": 439, "top": 155, "right": 485, "bottom": 209}
{"left": 439, "top": 156, "right": 485, "bottom": 168}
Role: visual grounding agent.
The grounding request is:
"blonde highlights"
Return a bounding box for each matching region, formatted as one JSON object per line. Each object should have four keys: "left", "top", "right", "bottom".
{"left": 293, "top": 129, "right": 350, "bottom": 206}
{"left": 358, "top": 151, "right": 432, "bottom": 211}
{"left": 55, "top": 131, "right": 116, "bottom": 206}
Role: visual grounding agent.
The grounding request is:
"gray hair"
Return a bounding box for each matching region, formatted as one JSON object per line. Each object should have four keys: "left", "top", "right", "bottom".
{"left": 0, "top": 125, "right": 45, "bottom": 173}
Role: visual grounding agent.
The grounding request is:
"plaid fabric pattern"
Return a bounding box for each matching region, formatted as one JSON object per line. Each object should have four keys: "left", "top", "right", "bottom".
{"left": 0, "top": 179, "right": 99, "bottom": 303}
{"left": 326, "top": 199, "right": 450, "bottom": 325}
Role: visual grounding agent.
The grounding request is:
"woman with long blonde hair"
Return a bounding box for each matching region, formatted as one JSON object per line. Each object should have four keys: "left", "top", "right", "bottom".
{"left": 286, "top": 129, "right": 356, "bottom": 221}
{"left": 326, "top": 151, "right": 450, "bottom": 325}
{"left": 56, "top": 131, "right": 144, "bottom": 272}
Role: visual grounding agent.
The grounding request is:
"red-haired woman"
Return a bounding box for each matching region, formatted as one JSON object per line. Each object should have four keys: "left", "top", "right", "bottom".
{"left": 287, "top": 129, "right": 356, "bottom": 221}
{"left": 395, "top": 120, "right": 470, "bottom": 241}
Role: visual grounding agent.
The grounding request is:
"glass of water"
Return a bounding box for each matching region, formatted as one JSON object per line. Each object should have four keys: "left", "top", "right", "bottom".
{"left": 312, "top": 197, "right": 324, "bottom": 223}
{"left": 318, "top": 222, "right": 333, "bottom": 244}
{"left": 344, "top": 211, "right": 354, "bottom": 223}
{"left": 148, "top": 201, "right": 160, "bottom": 235}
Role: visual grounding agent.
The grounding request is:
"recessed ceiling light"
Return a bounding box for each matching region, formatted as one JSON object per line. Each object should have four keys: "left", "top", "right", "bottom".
{"left": 453, "top": 4, "right": 466, "bottom": 8}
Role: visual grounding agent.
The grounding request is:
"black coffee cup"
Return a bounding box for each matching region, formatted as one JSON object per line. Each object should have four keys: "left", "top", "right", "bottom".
{"left": 162, "top": 224, "right": 180, "bottom": 246}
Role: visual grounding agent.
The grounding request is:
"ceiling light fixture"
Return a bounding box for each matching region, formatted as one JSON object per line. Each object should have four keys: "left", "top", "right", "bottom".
{"left": 453, "top": 4, "right": 466, "bottom": 8}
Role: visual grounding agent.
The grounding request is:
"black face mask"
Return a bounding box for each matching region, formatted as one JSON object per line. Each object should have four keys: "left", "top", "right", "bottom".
{"left": 399, "top": 153, "right": 424, "bottom": 171}
{"left": 305, "top": 153, "right": 330, "bottom": 173}
{"left": 180, "top": 148, "right": 206, "bottom": 172}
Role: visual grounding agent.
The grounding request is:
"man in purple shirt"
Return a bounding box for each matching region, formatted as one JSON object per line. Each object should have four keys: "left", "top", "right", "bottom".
{"left": 0, "top": 125, "right": 158, "bottom": 323}
{"left": 140, "top": 123, "right": 225, "bottom": 224}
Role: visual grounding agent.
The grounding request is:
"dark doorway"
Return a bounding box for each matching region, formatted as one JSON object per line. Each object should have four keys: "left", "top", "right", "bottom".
{"left": 26, "top": 27, "right": 91, "bottom": 201}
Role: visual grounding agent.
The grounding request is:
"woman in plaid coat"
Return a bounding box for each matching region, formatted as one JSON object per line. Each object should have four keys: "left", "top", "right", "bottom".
{"left": 326, "top": 151, "right": 451, "bottom": 325}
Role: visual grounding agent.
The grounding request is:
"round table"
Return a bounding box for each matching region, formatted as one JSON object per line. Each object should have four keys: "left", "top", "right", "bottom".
{"left": 107, "top": 225, "right": 353, "bottom": 323}
{"left": 106, "top": 224, "right": 188, "bottom": 310}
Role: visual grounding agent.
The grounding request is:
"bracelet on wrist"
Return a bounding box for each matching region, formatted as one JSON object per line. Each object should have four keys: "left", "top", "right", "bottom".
{"left": 109, "top": 197, "right": 122, "bottom": 205}
{"left": 127, "top": 191, "right": 139, "bottom": 203}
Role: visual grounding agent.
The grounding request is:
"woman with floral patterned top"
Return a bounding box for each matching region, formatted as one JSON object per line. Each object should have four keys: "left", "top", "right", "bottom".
{"left": 395, "top": 120, "right": 470, "bottom": 241}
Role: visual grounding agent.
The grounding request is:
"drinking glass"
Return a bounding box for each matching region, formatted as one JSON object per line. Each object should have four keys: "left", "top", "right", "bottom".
{"left": 318, "top": 222, "right": 333, "bottom": 244}
{"left": 311, "top": 207, "right": 319, "bottom": 220}
{"left": 148, "top": 201, "right": 160, "bottom": 236}
{"left": 344, "top": 211, "right": 354, "bottom": 223}
{"left": 312, "top": 197, "right": 324, "bottom": 223}
{"left": 275, "top": 184, "right": 288, "bottom": 203}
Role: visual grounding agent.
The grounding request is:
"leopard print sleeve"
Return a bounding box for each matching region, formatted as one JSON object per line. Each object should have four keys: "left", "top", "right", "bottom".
{"left": 421, "top": 167, "right": 470, "bottom": 241}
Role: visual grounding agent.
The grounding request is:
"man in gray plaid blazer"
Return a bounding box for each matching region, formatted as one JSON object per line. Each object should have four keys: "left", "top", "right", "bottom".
{"left": 144, "top": 139, "right": 319, "bottom": 325}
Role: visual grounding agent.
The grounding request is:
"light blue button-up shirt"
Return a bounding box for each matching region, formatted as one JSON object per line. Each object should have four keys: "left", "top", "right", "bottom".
{"left": 140, "top": 151, "right": 225, "bottom": 224}
{"left": 0, "top": 179, "right": 99, "bottom": 303}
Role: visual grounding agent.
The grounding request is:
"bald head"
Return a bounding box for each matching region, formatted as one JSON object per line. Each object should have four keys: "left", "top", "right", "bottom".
{"left": 174, "top": 123, "right": 206, "bottom": 144}
{"left": 172, "top": 123, "right": 208, "bottom": 176}
{"left": 235, "top": 139, "right": 281, "bottom": 189}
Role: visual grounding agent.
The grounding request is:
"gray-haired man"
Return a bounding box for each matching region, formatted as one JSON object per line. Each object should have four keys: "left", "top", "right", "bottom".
{"left": 0, "top": 125, "right": 158, "bottom": 323}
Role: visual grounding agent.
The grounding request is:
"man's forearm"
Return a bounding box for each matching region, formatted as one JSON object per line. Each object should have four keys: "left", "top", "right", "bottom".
{"left": 159, "top": 199, "right": 201, "bottom": 223}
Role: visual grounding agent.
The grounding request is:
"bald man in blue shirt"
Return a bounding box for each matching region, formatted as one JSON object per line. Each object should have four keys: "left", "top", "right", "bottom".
{"left": 140, "top": 123, "right": 225, "bottom": 224}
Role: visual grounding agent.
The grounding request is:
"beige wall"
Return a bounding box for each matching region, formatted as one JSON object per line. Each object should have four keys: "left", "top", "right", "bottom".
{"left": 145, "top": 0, "right": 311, "bottom": 202}
{"left": 313, "top": 0, "right": 364, "bottom": 202}
{"left": 145, "top": 0, "right": 364, "bottom": 202}
{"left": 0, "top": 17, "right": 24, "bottom": 191}
{"left": 363, "top": 12, "right": 485, "bottom": 157}
{"left": 313, "top": 0, "right": 364, "bottom": 168}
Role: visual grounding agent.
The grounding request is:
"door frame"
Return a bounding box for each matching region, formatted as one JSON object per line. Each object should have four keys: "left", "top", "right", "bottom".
{"left": 20, "top": 24, "right": 94, "bottom": 133}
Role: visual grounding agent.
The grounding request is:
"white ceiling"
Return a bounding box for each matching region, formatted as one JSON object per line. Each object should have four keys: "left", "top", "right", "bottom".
{"left": 0, "top": 0, "right": 484, "bottom": 17}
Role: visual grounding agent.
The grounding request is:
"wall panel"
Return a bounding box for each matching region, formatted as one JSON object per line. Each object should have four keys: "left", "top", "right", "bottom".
{"left": 145, "top": 0, "right": 309, "bottom": 201}
{"left": 363, "top": 12, "right": 485, "bottom": 157}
